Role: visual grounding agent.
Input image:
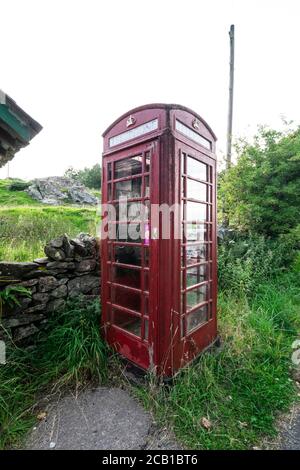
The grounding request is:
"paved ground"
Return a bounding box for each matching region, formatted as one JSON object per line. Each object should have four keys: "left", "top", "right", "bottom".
{"left": 24, "top": 387, "right": 180, "bottom": 450}
{"left": 279, "top": 404, "right": 300, "bottom": 450}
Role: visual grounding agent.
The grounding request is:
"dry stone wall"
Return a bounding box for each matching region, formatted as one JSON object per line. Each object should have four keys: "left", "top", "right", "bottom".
{"left": 0, "top": 233, "right": 100, "bottom": 343}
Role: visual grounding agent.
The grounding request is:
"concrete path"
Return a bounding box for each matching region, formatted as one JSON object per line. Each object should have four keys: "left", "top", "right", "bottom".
{"left": 24, "top": 387, "right": 180, "bottom": 450}
{"left": 279, "top": 405, "right": 300, "bottom": 450}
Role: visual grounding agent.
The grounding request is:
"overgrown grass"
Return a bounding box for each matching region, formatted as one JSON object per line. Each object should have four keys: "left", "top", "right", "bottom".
{"left": 0, "top": 298, "right": 108, "bottom": 449}
{"left": 0, "top": 206, "right": 98, "bottom": 261}
{"left": 134, "top": 273, "right": 300, "bottom": 450}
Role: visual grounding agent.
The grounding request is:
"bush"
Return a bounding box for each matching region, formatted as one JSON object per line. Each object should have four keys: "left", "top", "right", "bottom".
{"left": 8, "top": 180, "right": 30, "bottom": 191}
{"left": 218, "top": 233, "right": 299, "bottom": 295}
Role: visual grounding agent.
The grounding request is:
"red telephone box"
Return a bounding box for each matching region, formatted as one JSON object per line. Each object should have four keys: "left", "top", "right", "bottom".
{"left": 101, "top": 104, "right": 217, "bottom": 377}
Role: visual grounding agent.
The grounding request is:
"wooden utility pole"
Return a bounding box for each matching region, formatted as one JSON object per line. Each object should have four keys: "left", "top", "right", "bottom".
{"left": 226, "top": 24, "right": 235, "bottom": 169}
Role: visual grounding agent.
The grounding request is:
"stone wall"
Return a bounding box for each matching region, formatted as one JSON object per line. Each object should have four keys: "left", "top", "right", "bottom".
{"left": 0, "top": 233, "right": 100, "bottom": 343}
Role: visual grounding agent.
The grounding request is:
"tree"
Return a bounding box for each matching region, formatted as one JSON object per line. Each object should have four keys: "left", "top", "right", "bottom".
{"left": 219, "top": 126, "right": 300, "bottom": 237}
{"left": 64, "top": 164, "right": 101, "bottom": 190}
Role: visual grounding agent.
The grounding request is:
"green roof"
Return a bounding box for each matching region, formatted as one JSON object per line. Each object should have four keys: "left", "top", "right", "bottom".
{"left": 0, "top": 90, "right": 42, "bottom": 168}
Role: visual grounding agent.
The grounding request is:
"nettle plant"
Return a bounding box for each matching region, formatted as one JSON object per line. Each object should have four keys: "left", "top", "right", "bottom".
{"left": 0, "top": 282, "right": 32, "bottom": 318}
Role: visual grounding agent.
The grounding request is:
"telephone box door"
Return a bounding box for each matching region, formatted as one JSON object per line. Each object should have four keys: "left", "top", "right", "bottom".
{"left": 102, "top": 140, "right": 159, "bottom": 371}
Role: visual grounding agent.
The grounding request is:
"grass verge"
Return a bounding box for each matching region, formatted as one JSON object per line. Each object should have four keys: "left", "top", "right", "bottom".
{"left": 0, "top": 298, "right": 108, "bottom": 449}
{"left": 0, "top": 206, "right": 98, "bottom": 261}
{"left": 134, "top": 273, "right": 300, "bottom": 450}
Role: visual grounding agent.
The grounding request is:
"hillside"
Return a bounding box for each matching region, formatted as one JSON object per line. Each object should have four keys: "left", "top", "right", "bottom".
{"left": 0, "top": 179, "right": 98, "bottom": 261}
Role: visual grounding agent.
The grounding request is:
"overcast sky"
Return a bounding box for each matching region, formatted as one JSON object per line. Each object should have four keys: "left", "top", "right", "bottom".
{"left": 1, "top": 0, "right": 299, "bottom": 180}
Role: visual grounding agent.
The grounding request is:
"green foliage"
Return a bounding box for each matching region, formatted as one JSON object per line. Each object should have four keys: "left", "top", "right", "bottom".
{"left": 135, "top": 274, "right": 300, "bottom": 450}
{"left": 8, "top": 180, "right": 31, "bottom": 191}
{"left": 219, "top": 126, "right": 300, "bottom": 237}
{"left": 218, "top": 233, "right": 299, "bottom": 295}
{"left": 64, "top": 164, "right": 101, "bottom": 190}
{"left": 0, "top": 206, "right": 97, "bottom": 261}
{"left": 0, "top": 286, "right": 32, "bottom": 318}
{"left": 0, "top": 298, "right": 108, "bottom": 449}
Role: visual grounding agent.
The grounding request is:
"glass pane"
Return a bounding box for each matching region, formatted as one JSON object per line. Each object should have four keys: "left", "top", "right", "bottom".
{"left": 111, "top": 286, "right": 141, "bottom": 312}
{"left": 144, "top": 318, "right": 149, "bottom": 339}
{"left": 186, "top": 284, "right": 208, "bottom": 310}
{"left": 109, "top": 224, "right": 142, "bottom": 242}
{"left": 111, "top": 265, "right": 141, "bottom": 289}
{"left": 184, "top": 223, "right": 208, "bottom": 242}
{"left": 113, "top": 308, "right": 141, "bottom": 336}
{"left": 108, "top": 183, "right": 112, "bottom": 201}
{"left": 144, "top": 269, "right": 149, "bottom": 292}
{"left": 186, "top": 179, "right": 207, "bottom": 201}
{"left": 115, "top": 202, "right": 145, "bottom": 222}
{"left": 187, "top": 157, "right": 207, "bottom": 181}
{"left": 186, "top": 201, "right": 206, "bottom": 222}
{"left": 114, "top": 156, "right": 142, "bottom": 179}
{"left": 144, "top": 296, "right": 149, "bottom": 315}
{"left": 115, "top": 178, "right": 142, "bottom": 199}
{"left": 145, "top": 152, "right": 150, "bottom": 173}
{"left": 185, "top": 265, "right": 208, "bottom": 288}
{"left": 186, "top": 244, "right": 207, "bottom": 265}
{"left": 108, "top": 163, "right": 112, "bottom": 181}
{"left": 114, "top": 245, "right": 142, "bottom": 265}
{"left": 186, "top": 305, "right": 208, "bottom": 333}
{"left": 181, "top": 153, "right": 186, "bottom": 175}
{"left": 144, "top": 176, "right": 150, "bottom": 197}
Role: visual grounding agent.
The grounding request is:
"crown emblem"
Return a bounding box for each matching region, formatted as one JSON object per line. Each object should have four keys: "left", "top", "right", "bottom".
{"left": 126, "top": 115, "right": 136, "bottom": 127}
{"left": 192, "top": 118, "right": 200, "bottom": 130}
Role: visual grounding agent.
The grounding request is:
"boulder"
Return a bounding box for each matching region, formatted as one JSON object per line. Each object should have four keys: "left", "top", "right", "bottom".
{"left": 26, "top": 177, "right": 98, "bottom": 206}
{"left": 68, "top": 275, "right": 99, "bottom": 297}
{"left": 38, "top": 276, "right": 58, "bottom": 292}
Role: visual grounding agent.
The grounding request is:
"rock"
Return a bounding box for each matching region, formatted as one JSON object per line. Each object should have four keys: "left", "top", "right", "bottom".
{"left": 62, "top": 235, "right": 75, "bottom": 258}
{"left": 70, "top": 238, "right": 88, "bottom": 257}
{"left": 22, "top": 268, "right": 50, "bottom": 279}
{"left": 0, "top": 261, "right": 38, "bottom": 279}
{"left": 14, "top": 324, "right": 39, "bottom": 341}
{"left": 46, "top": 298, "right": 65, "bottom": 312}
{"left": 3, "top": 297, "right": 32, "bottom": 315}
{"left": 44, "top": 245, "right": 66, "bottom": 261}
{"left": 17, "top": 279, "right": 39, "bottom": 287}
{"left": 23, "top": 304, "right": 47, "bottom": 314}
{"left": 26, "top": 177, "right": 98, "bottom": 206}
{"left": 50, "top": 236, "right": 64, "bottom": 248}
{"left": 50, "top": 285, "right": 67, "bottom": 299}
{"left": 2, "top": 313, "right": 45, "bottom": 328}
{"left": 68, "top": 275, "right": 99, "bottom": 297}
{"left": 33, "top": 257, "right": 49, "bottom": 265}
{"left": 46, "top": 261, "right": 76, "bottom": 270}
{"left": 57, "top": 278, "right": 68, "bottom": 285}
{"left": 32, "top": 292, "right": 50, "bottom": 303}
{"left": 75, "top": 259, "right": 96, "bottom": 273}
{"left": 38, "top": 276, "right": 58, "bottom": 292}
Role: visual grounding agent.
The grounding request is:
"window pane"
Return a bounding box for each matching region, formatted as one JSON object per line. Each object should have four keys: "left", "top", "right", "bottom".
{"left": 145, "top": 152, "right": 150, "bottom": 173}
{"left": 186, "top": 179, "right": 207, "bottom": 201}
{"left": 108, "top": 163, "right": 112, "bottom": 181}
{"left": 115, "top": 202, "right": 146, "bottom": 222}
{"left": 114, "top": 245, "right": 142, "bottom": 265}
{"left": 186, "top": 244, "right": 207, "bottom": 265}
{"left": 113, "top": 308, "right": 141, "bottom": 336}
{"left": 114, "top": 156, "right": 142, "bottom": 179}
{"left": 111, "top": 265, "right": 141, "bottom": 289}
{"left": 187, "top": 157, "right": 207, "bottom": 181}
{"left": 184, "top": 223, "right": 208, "bottom": 241}
{"left": 186, "top": 305, "right": 208, "bottom": 333}
{"left": 185, "top": 265, "right": 208, "bottom": 288}
{"left": 144, "top": 176, "right": 150, "bottom": 197}
{"left": 116, "top": 178, "right": 142, "bottom": 199}
{"left": 111, "top": 286, "right": 141, "bottom": 312}
{"left": 186, "top": 284, "right": 208, "bottom": 310}
{"left": 109, "top": 224, "right": 142, "bottom": 242}
{"left": 186, "top": 201, "right": 206, "bottom": 222}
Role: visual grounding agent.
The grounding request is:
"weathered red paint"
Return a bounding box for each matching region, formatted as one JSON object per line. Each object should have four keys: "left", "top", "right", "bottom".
{"left": 101, "top": 104, "right": 218, "bottom": 377}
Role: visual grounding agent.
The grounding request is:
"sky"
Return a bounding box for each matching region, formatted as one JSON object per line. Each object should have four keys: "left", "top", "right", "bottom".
{"left": 1, "top": 0, "right": 300, "bottom": 180}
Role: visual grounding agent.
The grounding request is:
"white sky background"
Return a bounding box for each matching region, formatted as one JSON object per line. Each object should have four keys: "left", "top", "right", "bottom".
{"left": 0, "top": 0, "right": 300, "bottom": 180}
